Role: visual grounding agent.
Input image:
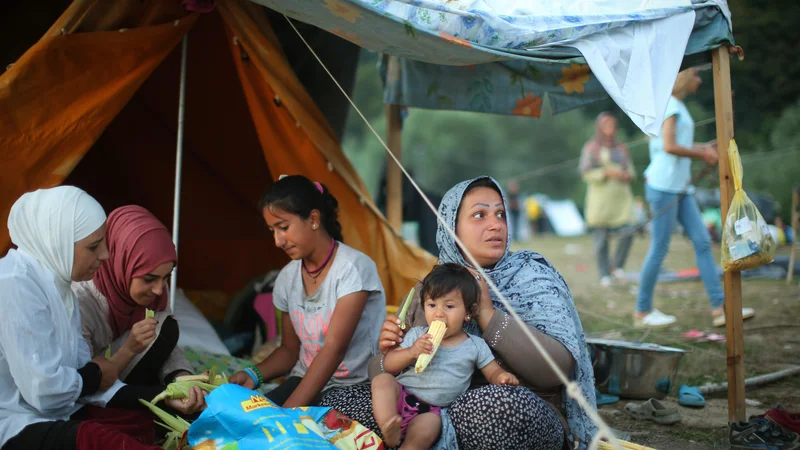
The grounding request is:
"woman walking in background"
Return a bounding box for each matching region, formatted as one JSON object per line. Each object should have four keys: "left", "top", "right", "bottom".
{"left": 637, "top": 68, "right": 754, "bottom": 329}
{"left": 580, "top": 112, "right": 636, "bottom": 287}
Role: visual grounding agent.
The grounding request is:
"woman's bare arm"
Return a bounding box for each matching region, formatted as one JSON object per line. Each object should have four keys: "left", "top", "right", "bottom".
{"left": 482, "top": 310, "right": 574, "bottom": 388}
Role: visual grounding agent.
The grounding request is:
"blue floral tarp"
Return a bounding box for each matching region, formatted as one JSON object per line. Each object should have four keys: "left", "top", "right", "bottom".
{"left": 249, "top": 0, "right": 733, "bottom": 130}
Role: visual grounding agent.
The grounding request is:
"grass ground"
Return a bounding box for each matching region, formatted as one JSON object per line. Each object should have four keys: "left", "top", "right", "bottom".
{"left": 512, "top": 233, "right": 800, "bottom": 449}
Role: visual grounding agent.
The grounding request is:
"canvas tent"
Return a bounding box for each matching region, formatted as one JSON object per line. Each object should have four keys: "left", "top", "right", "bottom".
{"left": 1, "top": 0, "right": 752, "bottom": 425}
{"left": 0, "top": 0, "right": 437, "bottom": 321}
{"left": 252, "top": 0, "right": 733, "bottom": 133}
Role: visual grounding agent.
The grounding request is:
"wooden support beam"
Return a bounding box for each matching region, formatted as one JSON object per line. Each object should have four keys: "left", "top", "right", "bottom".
{"left": 385, "top": 102, "right": 403, "bottom": 230}
{"left": 385, "top": 56, "right": 404, "bottom": 231}
{"left": 712, "top": 46, "right": 746, "bottom": 423}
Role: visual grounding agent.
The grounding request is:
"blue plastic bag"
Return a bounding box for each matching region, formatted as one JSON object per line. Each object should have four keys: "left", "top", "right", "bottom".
{"left": 187, "top": 384, "right": 336, "bottom": 450}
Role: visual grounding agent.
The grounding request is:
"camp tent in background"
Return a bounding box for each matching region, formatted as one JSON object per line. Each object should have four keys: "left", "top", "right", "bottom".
{"left": 543, "top": 200, "right": 587, "bottom": 238}
{"left": 0, "top": 0, "right": 437, "bottom": 323}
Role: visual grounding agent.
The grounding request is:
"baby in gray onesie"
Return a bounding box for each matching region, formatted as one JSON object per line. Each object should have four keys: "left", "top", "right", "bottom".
{"left": 371, "top": 263, "right": 518, "bottom": 449}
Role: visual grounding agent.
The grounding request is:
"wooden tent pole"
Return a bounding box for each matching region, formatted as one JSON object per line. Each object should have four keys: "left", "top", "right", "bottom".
{"left": 385, "top": 55, "right": 403, "bottom": 231}
{"left": 386, "top": 103, "right": 403, "bottom": 230}
{"left": 787, "top": 185, "right": 799, "bottom": 284}
{"left": 712, "top": 46, "right": 746, "bottom": 423}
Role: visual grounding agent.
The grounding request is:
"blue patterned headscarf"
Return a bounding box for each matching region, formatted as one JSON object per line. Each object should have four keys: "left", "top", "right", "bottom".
{"left": 436, "top": 176, "right": 598, "bottom": 449}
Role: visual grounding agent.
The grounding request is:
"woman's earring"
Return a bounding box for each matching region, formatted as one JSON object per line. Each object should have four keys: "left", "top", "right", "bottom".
{"left": 465, "top": 315, "right": 471, "bottom": 321}
{"left": 312, "top": 224, "right": 318, "bottom": 230}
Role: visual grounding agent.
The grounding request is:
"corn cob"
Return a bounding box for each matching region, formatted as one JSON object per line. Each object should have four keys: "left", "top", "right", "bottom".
{"left": 145, "top": 308, "right": 155, "bottom": 319}
{"left": 415, "top": 320, "right": 446, "bottom": 373}
{"left": 173, "top": 365, "right": 228, "bottom": 386}
{"left": 174, "top": 373, "right": 228, "bottom": 385}
{"left": 151, "top": 380, "right": 218, "bottom": 404}
{"left": 598, "top": 440, "right": 655, "bottom": 450}
{"left": 397, "top": 287, "right": 415, "bottom": 330}
{"left": 174, "top": 373, "right": 228, "bottom": 386}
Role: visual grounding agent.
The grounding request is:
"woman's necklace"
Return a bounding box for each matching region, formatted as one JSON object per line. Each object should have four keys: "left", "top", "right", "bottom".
{"left": 302, "top": 239, "right": 336, "bottom": 283}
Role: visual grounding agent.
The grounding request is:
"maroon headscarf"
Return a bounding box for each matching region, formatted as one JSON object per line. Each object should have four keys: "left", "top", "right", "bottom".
{"left": 579, "top": 112, "right": 630, "bottom": 173}
{"left": 94, "top": 206, "right": 177, "bottom": 339}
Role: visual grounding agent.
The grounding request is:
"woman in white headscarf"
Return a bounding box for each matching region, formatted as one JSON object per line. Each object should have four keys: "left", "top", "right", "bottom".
{"left": 0, "top": 186, "right": 163, "bottom": 450}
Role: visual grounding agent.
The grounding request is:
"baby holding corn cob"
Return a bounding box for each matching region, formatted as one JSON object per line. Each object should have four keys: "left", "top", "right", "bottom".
{"left": 372, "top": 263, "right": 518, "bottom": 449}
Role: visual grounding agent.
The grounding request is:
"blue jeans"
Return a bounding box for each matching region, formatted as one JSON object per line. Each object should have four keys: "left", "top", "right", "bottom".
{"left": 636, "top": 186, "right": 724, "bottom": 313}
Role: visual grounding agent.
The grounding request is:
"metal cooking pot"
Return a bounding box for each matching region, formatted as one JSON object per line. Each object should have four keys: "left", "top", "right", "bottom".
{"left": 587, "top": 338, "right": 686, "bottom": 400}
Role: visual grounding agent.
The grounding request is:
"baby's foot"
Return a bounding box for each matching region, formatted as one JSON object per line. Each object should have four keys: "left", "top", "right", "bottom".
{"left": 379, "top": 415, "right": 402, "bottom": 448}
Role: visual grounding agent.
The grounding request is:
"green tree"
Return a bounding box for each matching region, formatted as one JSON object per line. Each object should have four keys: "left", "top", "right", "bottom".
{"left": 694, "top": 1, "right": 800, "bottom": 151}
{"left": 340, "top": 3, "right": 800, "bottom": 219}
{"left": 745, "top": 101, "right": 800, "bottom": 217}
{"left": 341, "top": 51, "right": 389, "bottom": 197}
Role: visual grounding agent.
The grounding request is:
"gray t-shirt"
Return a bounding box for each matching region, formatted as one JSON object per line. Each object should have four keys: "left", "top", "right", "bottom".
{"left": 395, "top": 326, "right": 494, "bottom": 406}
{"left": 273, "top": 242, "right": 385, "bottom": 389}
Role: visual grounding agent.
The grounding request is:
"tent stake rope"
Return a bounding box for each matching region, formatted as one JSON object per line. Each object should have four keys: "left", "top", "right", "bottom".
{"left": 506, "top": 117, "right": 716, "bottom": 184}
{"left": 284, "top": 15, "right": 626, "bottom": 449}
{"left": 501, "top": 137, "right": 797, "bottom": 187}
{"left": 578, "top": 307, "right": 727, "bottom": 360}
{"left": 169, "top": 35, "right": 188, "bottom": 313}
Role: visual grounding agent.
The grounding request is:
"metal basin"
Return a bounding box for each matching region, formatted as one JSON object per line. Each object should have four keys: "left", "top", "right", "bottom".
{"left": 587, "top": 338, "right": 687, "bottom": 400}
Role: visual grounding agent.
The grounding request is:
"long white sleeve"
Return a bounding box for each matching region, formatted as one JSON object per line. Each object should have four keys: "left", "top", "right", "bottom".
{"left": 0, "top": 276, "right": 82, "bottom": 416}
{"left": 73, "top": 334, "right": 129, "bottom": 407}
{"left": 79, "top": 380, "right": 125, "bottom": 407}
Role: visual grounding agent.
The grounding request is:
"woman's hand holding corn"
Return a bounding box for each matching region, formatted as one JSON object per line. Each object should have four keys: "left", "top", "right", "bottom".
{"left": 124, "top": 317, "right": 158, "bottom": 354}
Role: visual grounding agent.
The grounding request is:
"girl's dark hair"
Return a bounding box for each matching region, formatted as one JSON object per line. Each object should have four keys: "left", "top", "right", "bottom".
{"left": 420, "top": 263, "right": 480, "bottom": 313}
{"left": 259, "top": 175, "right": 344, "bottom": 242}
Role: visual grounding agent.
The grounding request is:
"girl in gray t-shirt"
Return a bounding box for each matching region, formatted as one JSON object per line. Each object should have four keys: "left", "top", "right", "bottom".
{"left": 229, "top": 176, "right": 385, "bottom": 408}
{"left": 372, "top": 264, "right": 518, "bottom": 449}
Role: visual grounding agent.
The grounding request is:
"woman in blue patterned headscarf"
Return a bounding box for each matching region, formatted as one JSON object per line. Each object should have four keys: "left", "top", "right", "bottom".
{"left": 320, "top": 176, "right": 598, "bottom": 450}
{"left": 433, "top": 176, "right": 597, "bottom": 449}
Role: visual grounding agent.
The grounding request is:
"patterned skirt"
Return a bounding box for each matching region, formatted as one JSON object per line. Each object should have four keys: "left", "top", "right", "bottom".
{"left": 319, "top": 383, "right": 564, "bottom": 450}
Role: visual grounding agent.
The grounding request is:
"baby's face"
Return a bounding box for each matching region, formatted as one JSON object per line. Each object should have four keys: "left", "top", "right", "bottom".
{"left": 423, "top": 289, "right": 468, "bottom": 338}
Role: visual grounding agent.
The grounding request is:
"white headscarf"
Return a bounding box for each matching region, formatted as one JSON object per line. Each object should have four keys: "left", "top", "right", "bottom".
{"left": 7, "top": 186, "right": 106, "bottom": 318}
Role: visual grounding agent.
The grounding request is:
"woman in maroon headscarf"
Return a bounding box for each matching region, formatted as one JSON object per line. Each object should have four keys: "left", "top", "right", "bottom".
{"left": 579, "top": 112, "right": 637, "bottom": 287}
{"left": 72, "top": 205, "right": 204, "bottom": 415}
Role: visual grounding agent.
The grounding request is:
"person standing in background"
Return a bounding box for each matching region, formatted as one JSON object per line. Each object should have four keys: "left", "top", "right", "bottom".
{"left": 579, "top": 113, "right": 636, "bottom": 288}
{"left": 525, "top": 195, "right": 542, "bottom": 237}
{"left": 507, "top": 180, "right": 521, "bottom": 242}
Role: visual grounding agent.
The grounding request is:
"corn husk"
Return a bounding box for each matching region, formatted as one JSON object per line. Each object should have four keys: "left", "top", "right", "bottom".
{"left": 397, "top": 287, "right": 415, "bottom": 330}
{"left": 139, "top": 399, "right": 189, "bottom": 450}
{"left": 152, "top": 381, "right": 218, "bottom": 404}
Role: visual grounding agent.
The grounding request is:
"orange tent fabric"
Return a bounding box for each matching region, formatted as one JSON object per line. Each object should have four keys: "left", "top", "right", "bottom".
{"left": 0, "top": 0, "right": 436, "bottom": 317}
